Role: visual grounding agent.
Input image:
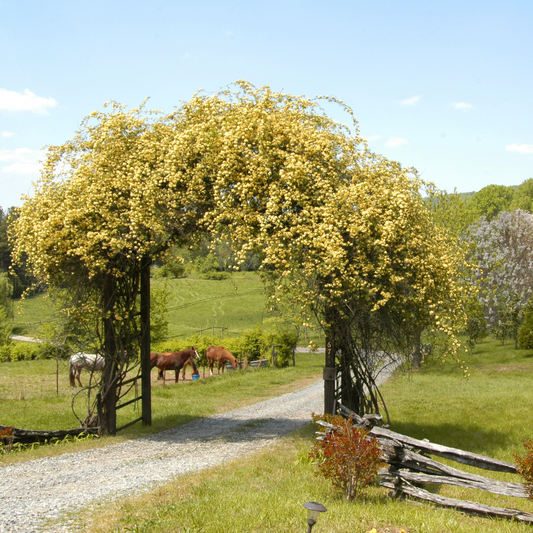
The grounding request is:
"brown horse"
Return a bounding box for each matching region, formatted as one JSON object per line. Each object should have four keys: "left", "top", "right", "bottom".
{"left": 181, "top": 358, "right": 201, "bottom": 381}
{"left": 150, "top": 347, "right": 200, "bottom": 383}
{"left": 206, "top": 345, "right": 239, "bottom": 375}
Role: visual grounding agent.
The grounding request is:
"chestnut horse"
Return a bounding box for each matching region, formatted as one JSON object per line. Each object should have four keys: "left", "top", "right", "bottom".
{"left": 150, "top": 347, "right": 200, "bottom": 383}
{"left": 181, "top": 357, "right": 201, "bottom": 381}
{"left": 206, "top": 345, "right": 239, "bottom": 375}
{"left": 69, "top": 352, "right": 105, "bottom": 387}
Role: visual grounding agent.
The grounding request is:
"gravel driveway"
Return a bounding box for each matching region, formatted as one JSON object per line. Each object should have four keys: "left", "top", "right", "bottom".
{"left": 0, "top": 379, "right": 324, "bottom": 533}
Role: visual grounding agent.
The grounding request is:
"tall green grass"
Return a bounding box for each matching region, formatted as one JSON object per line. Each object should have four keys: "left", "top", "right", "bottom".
{"left": 68, "top": 336, "right": 533, "bottom": 533}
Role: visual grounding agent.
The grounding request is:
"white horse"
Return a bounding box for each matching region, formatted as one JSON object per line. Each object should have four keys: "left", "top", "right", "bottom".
{"left": 69, "top": 352, "right": 105, "bottom": 387}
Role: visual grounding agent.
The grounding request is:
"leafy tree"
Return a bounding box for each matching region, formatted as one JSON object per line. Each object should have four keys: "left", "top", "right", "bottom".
{"left": 511, "top": 178, "right": 533, "bottom": 212}
{"left": 469, "top": 184, "right": 515, "bottom": 222}
{"left": 0, "top": 207, "right": 11, "bottom": 272}
{"left": 0, "top": 272, "right": 13, "bottom": 318}
{"left": 428, "top": 188, "right": 475, "bottom": 237}
{"left": 11, "top": 101, "right": 210, "bottom": 432}
{"left": 162, "top": 82, "right": 468, "bottom": 417}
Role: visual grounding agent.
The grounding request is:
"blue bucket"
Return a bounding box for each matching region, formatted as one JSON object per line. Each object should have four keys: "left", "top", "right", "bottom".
{"left": 192, "top": 374, "right": 200, "bottom": 381}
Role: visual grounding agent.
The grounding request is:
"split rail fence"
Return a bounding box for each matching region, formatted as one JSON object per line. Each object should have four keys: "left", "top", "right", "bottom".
{"left": 318, "top": 404, "right": 533, "bottom": 524}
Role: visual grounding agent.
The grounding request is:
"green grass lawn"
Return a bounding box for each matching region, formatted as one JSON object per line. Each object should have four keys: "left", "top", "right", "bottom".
{"left": 65, "top": 336, "right": 533, "bottom": 533}
{"left": 0, "top": 352, "right": 324, "bottom": 464}
{"left": 12, "top": 272, "right": 269, "bottom": 339}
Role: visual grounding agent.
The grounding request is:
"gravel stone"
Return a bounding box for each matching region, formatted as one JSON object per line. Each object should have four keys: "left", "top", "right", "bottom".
{"left": 0, "top": 379, "right": 324, "bottom": 533}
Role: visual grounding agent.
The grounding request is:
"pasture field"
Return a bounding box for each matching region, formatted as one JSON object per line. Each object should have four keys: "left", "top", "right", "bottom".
{"left": 12, "top": 271, "right": 323, "bottom": 341}
{"left": 0, "top": 352, "right": 324, "bottom": 464}
{"left": 69, "top": 336, "right": 533, "bottom": 533}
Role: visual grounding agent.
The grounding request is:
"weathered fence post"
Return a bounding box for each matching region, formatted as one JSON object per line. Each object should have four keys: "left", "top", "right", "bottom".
{"left": 271, "top": 344, "right": 281, "bottom": 367}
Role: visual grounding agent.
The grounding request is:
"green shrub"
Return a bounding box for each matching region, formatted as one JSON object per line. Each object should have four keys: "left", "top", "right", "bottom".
{"left": 198, "top": 271, "right": 231, "bottom": 280}
{"left": 152, "top": 260, "right": 186, "bottom": 279}
{"left": 10, "top": 342, "right": 41, "bottom": 361}
{"left": 0, "top": 345, "right": 11, "bottom": 362}
{"left": 241, "top": 326, "right": 271, "bottom": 362}
{"left": 195, "top": 253, "right": 219, "bottom": 274}
{"left": 518, "top": 301, "right": 533, "bottom": 350}
{"left": 0, "top": 306, "right": 12, "bottom": 346}
{"left": 35, "top": 343, "right": 63, "bottom": 360}
{"left": 272, "top": 328, "right": 298, "bottom": 367}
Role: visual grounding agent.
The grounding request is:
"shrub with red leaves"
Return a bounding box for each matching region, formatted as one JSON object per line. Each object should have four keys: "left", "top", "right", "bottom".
{"left": 310, "top": 414, "right": 384, "bottom": 500}
{"left": 515, "top": 439, "right": 533, "bottom": 498}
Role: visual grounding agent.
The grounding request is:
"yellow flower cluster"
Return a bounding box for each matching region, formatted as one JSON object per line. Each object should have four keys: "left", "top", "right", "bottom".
{"left": 11, "top": 81, "right": 467, "bottom": 354}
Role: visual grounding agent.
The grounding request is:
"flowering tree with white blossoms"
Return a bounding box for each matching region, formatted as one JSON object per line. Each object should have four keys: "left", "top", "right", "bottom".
{"left": 466, "top": 209, "right": 533, "bottom": 345}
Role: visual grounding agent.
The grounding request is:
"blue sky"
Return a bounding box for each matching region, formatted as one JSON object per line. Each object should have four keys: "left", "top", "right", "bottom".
{"left": 1, "top": 0, "right": 532, "bottom": 210}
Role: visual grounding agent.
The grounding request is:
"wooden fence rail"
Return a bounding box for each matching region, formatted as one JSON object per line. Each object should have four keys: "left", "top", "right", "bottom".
{"left": 319, "top": 404, "right": 533, "bottom": 523}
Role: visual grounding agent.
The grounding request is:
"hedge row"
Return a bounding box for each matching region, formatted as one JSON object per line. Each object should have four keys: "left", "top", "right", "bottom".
{"left": 0, "top": 342, "right": 57, "bottom": 363}
{"left": 1, "top": 326, "right": 299, "bottom": 367}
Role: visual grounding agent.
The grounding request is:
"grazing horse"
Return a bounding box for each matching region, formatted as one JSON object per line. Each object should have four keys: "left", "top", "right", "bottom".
{"left": 206, "top": 345, "right": 239, "bottom": 375}
{"left": 181, "top": 357, "right": 201, "bottom": 381}
{"left": 69, "top": 352, "right": 105, "bottom": 387}
{"left": 150, "top": 347, "right": 200, "bottom": 383}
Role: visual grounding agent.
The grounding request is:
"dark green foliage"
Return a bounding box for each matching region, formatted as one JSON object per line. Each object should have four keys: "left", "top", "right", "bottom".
{"left": 198, "top": 271, "right": 231, "bottom": 280}
{"left": 150, "top": 285, "right": 170, "bottom": 343}
{"left": 470, "top": 184, "right": 515, "bottom": 221}
{"left": 1, "top": 207, "right": 35, "bottom": 297}
{"left": 518, "top": 298, "right": 533, "bottom": 349}
{"left": 0, "top": 207, "right": 11, "bottom": 272}
{"left": 0, "top": 272, "right": 13, "bottom": 318}
{"left": 151, "top": 259, "right": 186, "bottom": 279}
{"left": 511, "top": 178, "right": 533, "bottom": 213}
{"left": 491, "top": 296, "right": 523, "bottom": 347}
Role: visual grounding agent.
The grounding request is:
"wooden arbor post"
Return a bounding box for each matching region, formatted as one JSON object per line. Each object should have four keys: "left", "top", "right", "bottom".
{"left": 324, "top": 336, "right": 336, "bottom": 415}
{"left": 101, "top": 257, "right": 152, "bottom": 435}
{"left": 140, "top": 255, "right": 152, "bottom": 426}
{"left": 102, "top": 273, "right": 117, "bottom": 435}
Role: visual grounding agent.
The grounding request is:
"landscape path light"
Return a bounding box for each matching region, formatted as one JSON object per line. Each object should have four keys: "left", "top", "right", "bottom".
{"left": 302, "top": 501, "right": 327, "bottom": 532}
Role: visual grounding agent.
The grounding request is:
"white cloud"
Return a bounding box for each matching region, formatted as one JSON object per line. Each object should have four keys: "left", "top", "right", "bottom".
{"left": 1, "top": 131, "right": 14, "bottom": 138}
{"left": 0, "top": 88, "right": 57, "bottom": 114}
{"left": 0, "top": 148, "right": 44, "bottom": 174}
{"left": 505, "top": 144, "right": 533, "bottom": 154}
{"left": 451, "top": 102, "right": 473, "bottom": 110}
{"left": 364, "top": 134, "right": 381, "bottom": 142}
{"left": 401, "top": 96, "right": 421, "bottom": 106}
{"left": 2, "top": 162, "right": 41, "bottom": 174}
{"left": 385, "top": 137, "right": 408, "bottom": 147}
